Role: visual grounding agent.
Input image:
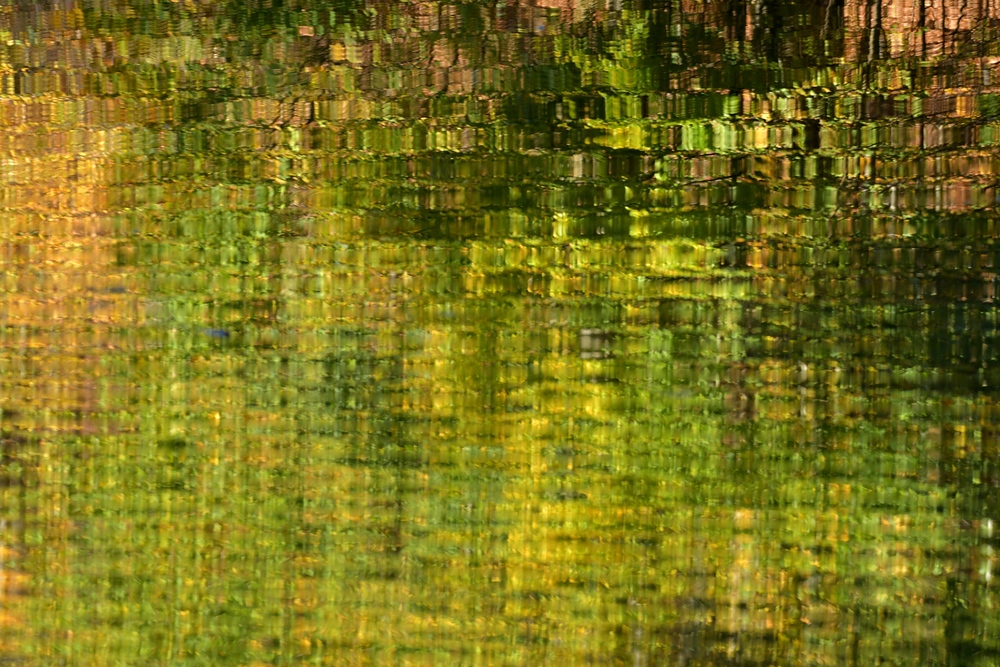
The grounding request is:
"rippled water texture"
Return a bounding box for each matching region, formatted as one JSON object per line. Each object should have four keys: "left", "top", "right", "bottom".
{"left": 1, "top": 0, "right": 1000, "bottom": 664}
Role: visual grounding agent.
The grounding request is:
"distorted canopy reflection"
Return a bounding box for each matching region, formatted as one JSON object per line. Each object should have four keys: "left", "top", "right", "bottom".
{"left": 0, "top": 0, "right": 999, "bottom": 664}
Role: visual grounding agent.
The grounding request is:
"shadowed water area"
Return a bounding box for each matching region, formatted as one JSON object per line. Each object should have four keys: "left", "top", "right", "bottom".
{"left": 1, "top": 0, "right": 1000, "bottom": 664}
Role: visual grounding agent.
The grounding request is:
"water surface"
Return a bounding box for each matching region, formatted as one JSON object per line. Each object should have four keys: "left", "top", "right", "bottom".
{"left": 1, "top": 0, "right": 999, "bottom": 664}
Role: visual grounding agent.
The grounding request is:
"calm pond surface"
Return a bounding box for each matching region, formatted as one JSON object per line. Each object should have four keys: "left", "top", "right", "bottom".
{"left": 1, "top": 0, "right": 1000, "bottom": 664}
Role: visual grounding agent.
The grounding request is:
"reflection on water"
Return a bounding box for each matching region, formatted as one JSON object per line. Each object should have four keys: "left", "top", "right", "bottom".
{"left": 1, "top": 0, "right": 1000, "bottom": 663}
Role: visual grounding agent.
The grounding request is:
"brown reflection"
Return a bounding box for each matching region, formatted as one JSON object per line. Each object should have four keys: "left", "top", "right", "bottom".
{"left": 0, "top": 0, "right": 146, "bottom": 655}
{"left": 844, "top": 0, "right": 1000, "bottom": 59}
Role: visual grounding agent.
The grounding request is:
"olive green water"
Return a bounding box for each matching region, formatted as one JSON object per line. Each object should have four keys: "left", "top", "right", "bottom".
{"left": 1, "top": 0, "right": 999, "bottom": 664}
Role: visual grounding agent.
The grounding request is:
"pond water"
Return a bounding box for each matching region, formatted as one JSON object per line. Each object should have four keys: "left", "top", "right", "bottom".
{"left": 1, "top": 0, "right": 999, "bottom": 664}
